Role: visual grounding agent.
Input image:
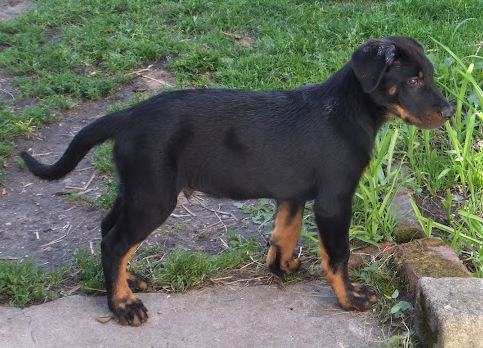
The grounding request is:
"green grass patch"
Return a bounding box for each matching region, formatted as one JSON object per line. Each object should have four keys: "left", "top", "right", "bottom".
{"left": 0, "top": 234, "right": 262, "bottom": 306}
{"left": 153, "top": 247, "right": 253, "bottom": 292}
{"left": 71, "top": 235, "right": 262, "bottom": 295}
{"left": 71, "top": 249, "right": 106, "bottom": 294}
{"left": 0, "top": 259, "right": 69, "bottom": 307}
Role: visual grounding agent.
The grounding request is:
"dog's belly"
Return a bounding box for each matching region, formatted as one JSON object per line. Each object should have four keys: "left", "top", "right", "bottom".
{"left": 178, "top": 158, "right": 318, "bottom": 201}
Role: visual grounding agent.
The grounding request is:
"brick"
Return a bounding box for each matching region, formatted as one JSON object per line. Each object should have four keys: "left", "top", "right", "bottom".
{"left": 394, "top": 238, "right": 472, "bottom": 297}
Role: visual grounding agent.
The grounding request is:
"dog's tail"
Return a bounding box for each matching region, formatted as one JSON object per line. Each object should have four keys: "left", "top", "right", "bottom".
{"left": 20, "top": 110, "right": 129, "bottom": 180}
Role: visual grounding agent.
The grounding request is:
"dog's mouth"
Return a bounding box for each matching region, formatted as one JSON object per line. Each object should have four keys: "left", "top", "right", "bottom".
{"left": 389, "top": 105, "right": 448, "bottom": 129}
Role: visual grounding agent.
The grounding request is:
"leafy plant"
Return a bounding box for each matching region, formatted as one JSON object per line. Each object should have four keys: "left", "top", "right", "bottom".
{"left": 0, "top": 259, "right": 68, "bottom": 307}
{"left": 408, "top": 42, "right": 483, "bottom": 277}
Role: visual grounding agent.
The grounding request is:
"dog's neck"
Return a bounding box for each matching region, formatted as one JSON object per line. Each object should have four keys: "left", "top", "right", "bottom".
{"left": 307, "top": 64, "right": 387, "bottom": 158}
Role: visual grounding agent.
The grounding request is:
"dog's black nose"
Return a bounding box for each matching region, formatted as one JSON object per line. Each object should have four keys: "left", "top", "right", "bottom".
{"left": 440, "top": 105, "right": 454, "bottom": 119}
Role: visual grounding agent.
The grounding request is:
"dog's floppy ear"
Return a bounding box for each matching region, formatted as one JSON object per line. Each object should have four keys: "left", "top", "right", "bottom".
{"left": 351, "top": 39, "right": 397, "bottom": 93}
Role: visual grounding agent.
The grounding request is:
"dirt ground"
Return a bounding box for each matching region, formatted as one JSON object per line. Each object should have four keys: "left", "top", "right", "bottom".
{"left": 0, "top": 1, "right": 268, "bottom": 267}
{"left": 0, "top": 0, "right": 32, "bottom": 21}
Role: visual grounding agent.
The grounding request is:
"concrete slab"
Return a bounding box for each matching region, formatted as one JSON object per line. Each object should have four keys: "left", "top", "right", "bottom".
{"left": 0, "top": 306, "right": 33, "bottom": 348}
{"left": 416, "top": 277, "right": 483, "bottom": 348}
{"left": 1, "top": 282, "right": 385, "bottom": 348}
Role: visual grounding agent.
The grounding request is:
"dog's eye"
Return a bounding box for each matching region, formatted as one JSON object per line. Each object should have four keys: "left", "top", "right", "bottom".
{"left": 408, "top": 77, "right": 420, "bottom": 85}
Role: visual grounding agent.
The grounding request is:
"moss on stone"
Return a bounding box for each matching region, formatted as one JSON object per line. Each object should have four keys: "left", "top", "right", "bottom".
{"left": 393, "top": 219, "right": 426, "bottom": 244}
{"left": 395, "top": 238, "right": 471, "bottom": 279}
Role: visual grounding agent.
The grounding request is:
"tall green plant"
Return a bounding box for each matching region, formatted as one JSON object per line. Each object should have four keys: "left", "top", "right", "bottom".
{"left": 410, "top": 41, "right": 483, "bottom": 277}
{"left": 351, "top": 127, "right": 402, "bottom": 244}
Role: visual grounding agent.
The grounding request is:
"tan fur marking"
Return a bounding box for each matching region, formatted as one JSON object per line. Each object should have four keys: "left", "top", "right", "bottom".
{"left": 112, "top": 243, "right": 141, "bottom": 306}
{"left": 126, "top": 272, "right": 148, "bottom": 291}
{"left": 111, "top": 243, "right": 147, "bottom": 326}
{"left": 418, "top": 71, "right": 424, "bottom": 78}
{"left": 266, "top": 201, "right": 303, "bottom": 274}
{"left": 390, "top": 104, "right": 446, "bottom": 129}
{"left": 319, "top": 244, "right": 351, "bottom": 309}
{"left": 266, "top": 243, "right": 278, "bottom": 267}
{"left": 319, "top": 242, "right": 376, "bottom": 311}
{"left": 388, "top": 86, "right": 397, "bottom": 96}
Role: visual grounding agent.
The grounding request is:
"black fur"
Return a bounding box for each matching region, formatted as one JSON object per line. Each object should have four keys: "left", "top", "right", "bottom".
{"left": 21, "top": 36, "right": 453, "bottom": 325}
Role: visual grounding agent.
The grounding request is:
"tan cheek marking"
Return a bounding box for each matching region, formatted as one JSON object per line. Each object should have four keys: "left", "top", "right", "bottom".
{"left": 391, "top": 104, "right": 447, "bottom": 129}
{"left": 392, "top": 105, "right": 424, "bottom": 127}
{"left": 388, "top": 86, "right": 397, "bottom": 96}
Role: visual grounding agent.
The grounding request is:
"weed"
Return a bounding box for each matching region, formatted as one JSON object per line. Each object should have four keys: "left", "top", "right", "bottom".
{"left": 153, "top": 248, "right": 251, "bottom": 292}
{"left": 352, "top": 257, "right": 416, "bottom": 347}
{"left": 233, "top": 199, "right": 275, "bottom": 232}
{"left": 0, "top": 259, "right": 69, "bottom": 307}
{"left": 71, "top": 235, "right": 261, "bottom": 295}
{"left": 72, "top": 249, "right": 105, "bottom": 294}
{"left": 406, "top": 43, "right": 483, "bottom": 277}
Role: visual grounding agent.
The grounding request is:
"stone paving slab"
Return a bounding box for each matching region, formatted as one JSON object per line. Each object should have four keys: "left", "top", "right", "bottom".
{"left": 0, "top": 281, "right": 384, "bottom": 348}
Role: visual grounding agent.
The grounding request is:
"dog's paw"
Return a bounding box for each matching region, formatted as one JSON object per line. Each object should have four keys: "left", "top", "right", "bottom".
{"left": 126, "top": 272, "right": 149, "bottom": 293}
{"left": 341, "top": 283, "right": 377, "bottom": 311}
{"left": 110, "top": 295, "right": 149, "bottom": 326}
{"left": 267, "top": 248, "right": 301, "bottom": 276}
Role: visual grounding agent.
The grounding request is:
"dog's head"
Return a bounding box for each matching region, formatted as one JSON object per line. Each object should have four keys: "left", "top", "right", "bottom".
{"left": 351, "top": 36, "right": 453, "bottom": 129}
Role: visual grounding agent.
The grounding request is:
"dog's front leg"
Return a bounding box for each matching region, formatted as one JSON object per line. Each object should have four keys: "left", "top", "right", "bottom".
{"left": 314, "top": 197, "right": 376, "bottom": 311}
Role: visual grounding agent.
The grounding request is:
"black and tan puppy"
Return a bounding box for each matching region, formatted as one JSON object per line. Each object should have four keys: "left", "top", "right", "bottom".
{"left": 21, "top": 37, "right": 453, "bottom": 326}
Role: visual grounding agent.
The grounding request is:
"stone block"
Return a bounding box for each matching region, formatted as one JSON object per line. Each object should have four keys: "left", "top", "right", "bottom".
{"left": 393, "top": 219, "right": 426, "bottom": 243}
{"left": 416, "top": 277, "right": 483, "bottom": 348}
{"left": 394, "top": 238, "right": 472, "bottom": 297}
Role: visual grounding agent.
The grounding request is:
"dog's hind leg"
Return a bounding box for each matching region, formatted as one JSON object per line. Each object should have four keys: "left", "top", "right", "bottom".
{"left": 100, "top": 176, "right": 178, "bottom": 326}
{"left": 266, "top": 201, "right": 304, "bottom": 276}
{"left": 101, "top": 192, "right": 122, "bottom": 238}
{"left": 100, "top": 183, "right": 150, "bottom": 293}
{"left": 314, "top": 197, "right": 376, "bottom": 311}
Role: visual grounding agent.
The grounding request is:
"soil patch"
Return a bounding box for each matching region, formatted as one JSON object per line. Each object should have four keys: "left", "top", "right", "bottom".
{"left": 0, "top": 0, "right": 33, "bottom": 21}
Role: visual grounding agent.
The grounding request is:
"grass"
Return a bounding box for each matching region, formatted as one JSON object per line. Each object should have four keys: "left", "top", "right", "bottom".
{"left": 0, "top": 259, "right": 69, "bottom": 307}
{"left": 0, "top": 234, "right": 263, "bottom": 307}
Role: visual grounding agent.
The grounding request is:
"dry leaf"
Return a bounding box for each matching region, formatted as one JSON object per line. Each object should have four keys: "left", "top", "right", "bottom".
{"left": 96, "top": 316, "right": 112, "bottom": 323}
